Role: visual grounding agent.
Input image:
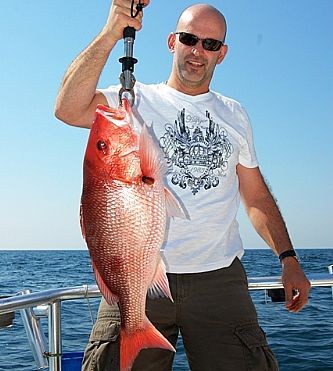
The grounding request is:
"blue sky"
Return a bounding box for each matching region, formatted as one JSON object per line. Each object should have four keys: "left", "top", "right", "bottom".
{"left": 0, "top": 1, "right": 332, "bottom": 250}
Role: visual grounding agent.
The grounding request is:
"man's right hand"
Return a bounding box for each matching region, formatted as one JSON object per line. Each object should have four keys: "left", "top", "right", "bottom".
{"left": 102, "top": 0, "right": 150, "bottom": 42}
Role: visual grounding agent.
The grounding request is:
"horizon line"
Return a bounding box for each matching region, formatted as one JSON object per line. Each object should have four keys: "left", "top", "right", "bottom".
{"left": 0, "top": 246, "right": 332, "bottom": 251}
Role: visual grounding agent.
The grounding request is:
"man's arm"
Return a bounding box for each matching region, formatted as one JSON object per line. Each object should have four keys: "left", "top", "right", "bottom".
{"left": 54, "top": 0, "right": 149, "bottom": 128}
{"left": 237, "top": 164, "right": 311, "bottom": 312}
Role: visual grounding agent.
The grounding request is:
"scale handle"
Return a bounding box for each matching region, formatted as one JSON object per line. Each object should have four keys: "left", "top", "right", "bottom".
{"left": 123, "top": 26, "right": 136, "bottom": 40}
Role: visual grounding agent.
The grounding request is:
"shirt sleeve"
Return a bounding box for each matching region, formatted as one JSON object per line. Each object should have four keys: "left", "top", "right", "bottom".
{"left": 238, "top": 106, "right": 259, "bottom": 168}
{"left": 97, "top": 85, "right": 120, "bottom": 108}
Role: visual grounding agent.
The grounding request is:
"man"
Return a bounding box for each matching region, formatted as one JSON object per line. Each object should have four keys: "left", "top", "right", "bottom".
{"left": 55, "top": 1, "right": 311, "bottom": 370}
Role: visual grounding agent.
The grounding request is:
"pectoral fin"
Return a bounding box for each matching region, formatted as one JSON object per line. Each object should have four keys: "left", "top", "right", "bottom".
{"left": 164, "top": 187, "right": 189, "bottom": 219}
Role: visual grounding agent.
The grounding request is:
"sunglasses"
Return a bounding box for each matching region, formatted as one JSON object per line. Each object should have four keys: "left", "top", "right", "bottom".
{"left": 174, "top": 32, "right": 224, "bottom": 52}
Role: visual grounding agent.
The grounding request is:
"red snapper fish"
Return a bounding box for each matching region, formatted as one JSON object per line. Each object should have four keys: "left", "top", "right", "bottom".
{"left": 80, "top": 100, "right": 186, "bottom": 371}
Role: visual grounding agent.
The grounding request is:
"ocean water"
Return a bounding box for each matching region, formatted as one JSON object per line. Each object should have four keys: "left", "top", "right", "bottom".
{"left": 0, "top": 248, "right": 332, "bottom": 371}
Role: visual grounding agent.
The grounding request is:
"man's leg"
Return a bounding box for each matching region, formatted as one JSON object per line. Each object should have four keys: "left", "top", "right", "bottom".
{"left": 82, "top": 288, "right": 179, "bottom": 371}
{"left": 179, "top": 258, "right": 279, "bottom": 371}
{"left": 81, "top": 298, "right": 120, "bottom": 371}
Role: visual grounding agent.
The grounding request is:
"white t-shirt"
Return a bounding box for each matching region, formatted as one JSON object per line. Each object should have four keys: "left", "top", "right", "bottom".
{"left": 98, "top": 82, "right": 259, "bottom": 273}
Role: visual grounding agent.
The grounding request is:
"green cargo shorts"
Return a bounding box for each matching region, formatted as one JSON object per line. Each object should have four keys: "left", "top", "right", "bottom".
{"left": 81, "top": 258, "right": 279, "bottom": 371}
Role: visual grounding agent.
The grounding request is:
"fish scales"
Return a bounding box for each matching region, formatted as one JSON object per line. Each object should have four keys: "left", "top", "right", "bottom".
{"left": 82, "top": 177, "right": 165, "bottom": 330}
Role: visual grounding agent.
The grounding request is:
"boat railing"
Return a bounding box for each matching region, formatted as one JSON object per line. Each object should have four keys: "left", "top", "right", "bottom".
{"left": 0, "top": 270, "right": 332, "bottom": 371}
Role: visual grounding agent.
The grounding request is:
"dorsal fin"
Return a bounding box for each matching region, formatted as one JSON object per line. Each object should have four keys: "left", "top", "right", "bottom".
{"left": 148, "top": 258, "right": 173, "bottom": 301}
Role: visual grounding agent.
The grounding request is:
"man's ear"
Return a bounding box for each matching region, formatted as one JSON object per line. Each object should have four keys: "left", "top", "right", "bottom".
{"left": 217, "top": 45, "right": 228, "bottom": 65}
{"left": 167, "top": 33, "right": 176, "bottom": 53}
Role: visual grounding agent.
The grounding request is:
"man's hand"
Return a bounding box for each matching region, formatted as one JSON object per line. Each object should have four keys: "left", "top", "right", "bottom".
{"left": 55, "top": 0, "right": 150, "bottom": 127}
{"left": 103, "top": 0, "right": 150, "bottom": 42}
{"left": 237, "top": 165, "right": 311, "bottom": 313}
{"left": 282, "top": 257, "right": 311, "bottom": 312}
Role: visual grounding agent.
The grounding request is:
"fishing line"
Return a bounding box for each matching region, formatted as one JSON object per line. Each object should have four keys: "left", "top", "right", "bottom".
{"left": 83, "top": 284, "right": 95, "bottom": 325}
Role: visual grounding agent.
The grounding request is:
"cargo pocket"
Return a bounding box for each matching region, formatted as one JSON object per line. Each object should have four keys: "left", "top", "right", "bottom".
{"left": 234, "top": 323, "right": 279, "bottom": 371}
{"left": 81, "top": 319, "right": 120, "bottom": 371}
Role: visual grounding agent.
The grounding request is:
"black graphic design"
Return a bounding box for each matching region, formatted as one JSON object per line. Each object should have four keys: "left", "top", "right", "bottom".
{"left": 160, "top": 109, "right": 234, "bottom": 194}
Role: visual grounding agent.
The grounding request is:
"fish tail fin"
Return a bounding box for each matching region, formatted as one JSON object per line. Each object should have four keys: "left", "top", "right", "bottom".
{"left": 120, "top": 319, "right": 175, "bottom": 371}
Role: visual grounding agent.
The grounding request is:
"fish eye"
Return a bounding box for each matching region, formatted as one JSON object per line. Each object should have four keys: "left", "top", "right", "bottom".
{"left": 97, "top": 140, "right": 107, "bottom": 151}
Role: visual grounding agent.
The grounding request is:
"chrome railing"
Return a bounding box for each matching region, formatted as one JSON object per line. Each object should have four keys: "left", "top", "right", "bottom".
{"left": 0, "top": 271, "right": 332, "bottom": 371}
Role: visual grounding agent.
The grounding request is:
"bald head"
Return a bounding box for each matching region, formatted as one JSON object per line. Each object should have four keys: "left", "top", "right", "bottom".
{"left": 176, "top": 4, "right": 227, "bottom": 43}
{"left": 167, "top": 4, "right": 228, "bottom": 95}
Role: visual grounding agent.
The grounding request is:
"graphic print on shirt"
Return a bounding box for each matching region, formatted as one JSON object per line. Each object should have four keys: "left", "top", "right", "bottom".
{"left": 160, "top": 108, "right": 234, "bottom": 195}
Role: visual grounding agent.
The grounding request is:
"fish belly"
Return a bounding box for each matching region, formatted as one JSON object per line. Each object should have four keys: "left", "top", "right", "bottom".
{"left": 81, "top": 177, "right": 166, "bottom": 330}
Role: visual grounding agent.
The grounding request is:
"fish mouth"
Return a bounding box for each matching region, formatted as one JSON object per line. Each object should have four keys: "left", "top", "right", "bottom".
{"left": 96, "top": 106, "right": 128, "bottom": 127}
